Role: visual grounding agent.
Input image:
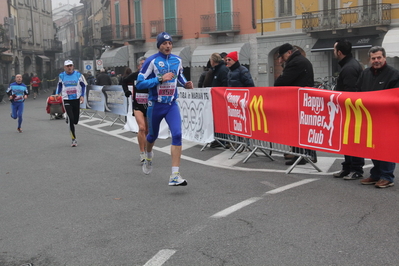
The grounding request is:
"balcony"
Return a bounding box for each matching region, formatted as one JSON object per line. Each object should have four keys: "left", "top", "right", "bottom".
{"left": 122, "top": 23, "right": 146, "bottom": 43}
{"left": 43, "top": 39, "right": 62, "bottom": 53}
{"left": 302, "top": 3, "right": 391, "bottom": 33}
{"left": 149, "top": 18, "right": 182, "bottom": 38}
{"left": 101, "top": 24, "right": 125, "bottom": 44}
{"left": 0, "top": 32, "right": 10, "bottom": 52}
{"left": 200, "top": 12, "right": 240, "bottom": 35}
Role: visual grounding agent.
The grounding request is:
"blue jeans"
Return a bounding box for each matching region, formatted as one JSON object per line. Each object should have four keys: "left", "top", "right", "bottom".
{"left": 11, "top": 101, "right": 24, "bottom": 128}
{"left": 370, "top": 159, "right": 396, "bottom": 182}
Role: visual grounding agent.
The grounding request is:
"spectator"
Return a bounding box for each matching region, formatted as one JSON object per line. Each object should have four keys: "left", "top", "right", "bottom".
{"left": 225, "top": 51, "right": 255, "bottom": 87}
{"left": 332, "top": 39, "right": 365, "bottom": 180}
{"left": 210, "top": 52, "right": 229, "bottom": 87}
{"left": 357, "top": 46, "right": 399, "bottom": 188}
{"left": 86, "top": 71, "right": 95, "bottom": 85}
{"left": 274, "top": 43, "right": 317, "bottom": 165}
{"left": 96, "top": 68, "right": 112, "bottom": 85}
{"left": 110, "top": 71, "right": 119, "bottom": 85}
{"left": 119, "top": 68, "right": 132, "bottom": 85}
{"left": 198, "top": 60, "right": 213, "bottom": 88}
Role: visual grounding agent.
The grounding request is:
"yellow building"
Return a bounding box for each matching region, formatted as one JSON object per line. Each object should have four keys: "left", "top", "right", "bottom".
{"left": 256, "top": 0, "right": 399, "bottom": 86}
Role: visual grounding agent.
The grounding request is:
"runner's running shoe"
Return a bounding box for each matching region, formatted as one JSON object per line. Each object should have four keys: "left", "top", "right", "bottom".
{"left": 71, "top": 139, "right": 77, "bottom": 147}
{"left": 169, "top": 173, "right": 187, "bottom": 186}
{"left": 142, "top": 158, "right": 153, "bottom": 174}
{"left": 140, "top": 152, "right": 146, "bottom": 163}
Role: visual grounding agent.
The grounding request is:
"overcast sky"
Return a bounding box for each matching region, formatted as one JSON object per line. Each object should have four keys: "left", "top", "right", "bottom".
{"left": 51, "top": 0, "right": 82, "bottom": 9}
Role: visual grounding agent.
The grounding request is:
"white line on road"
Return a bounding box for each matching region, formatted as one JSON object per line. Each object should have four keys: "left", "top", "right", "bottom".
{"left": 264, "top": 178, "right": 318, "bottom": 195}
{"left": 143, "top": 249, "right": 176, "bottom": 266}
{"left": 210, "top": 197, "right": 263, "bottom": 218}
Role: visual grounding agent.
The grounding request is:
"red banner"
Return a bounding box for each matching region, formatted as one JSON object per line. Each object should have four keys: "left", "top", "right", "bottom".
{"left": 211, "top": 86, "right": 399, "bottom": 163}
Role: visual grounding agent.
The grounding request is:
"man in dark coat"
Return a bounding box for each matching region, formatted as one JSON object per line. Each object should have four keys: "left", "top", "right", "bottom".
{"left": 357, "top": 46, "right": 399, "bottom": 188}
{"left": 96, "top": 68, "right": 112, "bottom": 85}
{"left": 332, "top": 39, "right": 365, "bottom": 180}
{"left": 274, "top": 43, "right": 317, "bottom": 165}
{"left": 210, "top": 53, "right": 229, "bottom": 87}
{"left": 225, "top": 51, "right": 255, "bottom": 87}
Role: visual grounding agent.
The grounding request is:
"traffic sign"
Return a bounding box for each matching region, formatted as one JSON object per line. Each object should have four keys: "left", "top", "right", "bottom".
{"left": 82, "top": 60, "right": 94, "bottom": 73}
{"left": 96, "top": 59, "right": 103, "bottom": 70}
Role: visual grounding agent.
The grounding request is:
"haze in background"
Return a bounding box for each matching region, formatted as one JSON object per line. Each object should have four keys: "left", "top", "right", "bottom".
{"left": 51, "top": 0, "right": 82, "bottom": 10}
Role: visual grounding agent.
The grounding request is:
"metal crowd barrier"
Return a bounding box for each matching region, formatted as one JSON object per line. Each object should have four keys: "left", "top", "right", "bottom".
{"left": 203, "top": 134, "right": 321, "bottom": 174}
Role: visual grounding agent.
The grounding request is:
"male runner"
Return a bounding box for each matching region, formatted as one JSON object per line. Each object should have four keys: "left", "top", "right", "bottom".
{"left": 56, "top": 60, "right": 86, "bottom": 147}
{"left": 136, "top": 32, "right": 194, "bottom": 186}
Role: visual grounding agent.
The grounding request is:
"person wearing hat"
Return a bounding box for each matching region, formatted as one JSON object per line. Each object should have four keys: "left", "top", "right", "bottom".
{"left": 136, "top": 32, "right": 194, "bottom": 186}
{"left": 225, "top": 51, "right": 255, "bottom": 87}
{"left": 274, "top": 43, "right": 317, "bottom": 165}
{"left": 56, "top": 60, "right": 86, "bottom": 147}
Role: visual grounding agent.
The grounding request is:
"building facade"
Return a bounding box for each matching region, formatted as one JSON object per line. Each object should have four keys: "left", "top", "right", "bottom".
{"left": 79, "top": 0, "right": 259, "bottom": 85}
{"left": 257, "top": 0, "right": 399, "bottom": 87}
{"left": 0, "top": 0, "right": 61, "bottom": 87}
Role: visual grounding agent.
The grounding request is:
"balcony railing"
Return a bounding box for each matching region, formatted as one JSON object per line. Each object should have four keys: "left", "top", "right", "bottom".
{"left": 101, "top": 24, "right": 125, "bottom": 43}
{"left": 302, "top": 3, "right": 391, "bottom": 32}
{"left": 200, "top": 12, "right": 240, "bottom": 34}
{"left": 149, "top": 18, "right": 182, "bottom": 38}
{"left": 121, "top": 23, "right": 146, "bottom": 41}
{"left": 43, "top": 39, "right": 62, "bottom": 53}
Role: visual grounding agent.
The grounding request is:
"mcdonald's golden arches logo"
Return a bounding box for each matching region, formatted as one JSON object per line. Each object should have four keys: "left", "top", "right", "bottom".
{"left": 343, "top": 98, "right": 373, "bottom": 148}
{"left": 249, "top": 95, "right": 268, "bottom": 133}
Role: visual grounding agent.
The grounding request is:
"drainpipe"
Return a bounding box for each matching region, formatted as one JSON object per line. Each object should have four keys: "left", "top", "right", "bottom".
{"left": 251, "top": 0, "right": 256, "bottom": 29}
{"left": 260, "top": 0, "right": 264, "bottom": 35}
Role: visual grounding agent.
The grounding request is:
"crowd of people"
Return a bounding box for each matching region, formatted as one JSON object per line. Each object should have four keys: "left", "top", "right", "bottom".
{"left": 6, "top": 32, "right": 399, "bottom": 188}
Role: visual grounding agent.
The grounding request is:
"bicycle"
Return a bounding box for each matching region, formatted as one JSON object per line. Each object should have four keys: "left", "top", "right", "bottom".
{"left": 314, "top": 76, "right": 337, "bottom": 90}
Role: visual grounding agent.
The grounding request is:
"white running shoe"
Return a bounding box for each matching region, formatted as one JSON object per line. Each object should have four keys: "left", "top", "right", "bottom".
{"left": 169, "top": 173, "right": 187, "bottom": 186}
{"left": 142, "top": 158, "right": 153, "bottom": 174}
{"left": 71, "top": 139, "right": 77, "bottom": 147}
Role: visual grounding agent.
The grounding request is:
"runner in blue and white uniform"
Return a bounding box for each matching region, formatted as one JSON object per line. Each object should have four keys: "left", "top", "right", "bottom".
{"left": 136, "top": 32, "right": 194, "bottom": 186}
{"left": 56, "top": 60, "right": 86, "bottom": 147}
{"left": 7, "top": 74, "right": 29, "bottom": 133}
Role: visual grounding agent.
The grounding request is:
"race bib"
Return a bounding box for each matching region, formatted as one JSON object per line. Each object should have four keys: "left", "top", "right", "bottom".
{"left": 66, "top": 88, "right": 77, "bottom": 95}
{"left": 159, "top": 84, "right": 175, "bottom": 96}
{"left": 136, "top": 93, "right": 148, "bottom": 104}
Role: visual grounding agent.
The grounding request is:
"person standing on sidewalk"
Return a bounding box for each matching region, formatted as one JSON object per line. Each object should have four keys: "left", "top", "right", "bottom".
{"left": 332, "top": 39, "right": 365, "bottom": 180}
{"left": 274, "top": 43, "right": 317, "bottom": 165}
{"left": 357, "top": 46, "right": 399, "bottom": 188}
{"left": 122, "top": 56, "right": 148, "bottom": 163}
{"left": 7, "top": 74, "right": 28, "bottom": 133}
{"left": 136, "top": 32, "right": 194, "bottom": 186}
{"left": 56, "top": 60, "right": 86, "bottom": 147}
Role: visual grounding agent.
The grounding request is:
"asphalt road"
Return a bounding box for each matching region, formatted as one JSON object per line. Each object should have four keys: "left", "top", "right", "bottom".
{"left": 1, "top": 90, "right": 399, "bottom": 266}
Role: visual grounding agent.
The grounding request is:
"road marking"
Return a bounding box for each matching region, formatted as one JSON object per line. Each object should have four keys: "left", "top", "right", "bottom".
{"left": 264, "top": 178, "right": 318, "bottom": 195}
{"left": 210, "top": 197, "right": 263, "bottom": 219}
{"left": 143, "top": 249, "right": 176, "bottom": 266}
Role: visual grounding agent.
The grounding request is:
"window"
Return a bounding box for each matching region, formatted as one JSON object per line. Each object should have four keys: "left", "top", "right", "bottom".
{"left": 164, "top": 0, "right": 176, "bottom": 35}
{"left": 279, "top": 0, "right": 292, "bottom": 17}
{"left": 134, "top": 0, "right": 143, "bottom": 39}
{"left": 216, "top": 0, "right": 232, "bottom": 31}
{"left": 115, "top": 2, "right": 120, "bottom": 38}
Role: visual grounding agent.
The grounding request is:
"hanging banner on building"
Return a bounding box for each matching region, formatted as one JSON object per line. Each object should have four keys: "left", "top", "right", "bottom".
{"left": 211, "top": 86, "right": 399, "bottom": 163}
{"left": 176, "top": 87, "right": 214, "bottom": 144}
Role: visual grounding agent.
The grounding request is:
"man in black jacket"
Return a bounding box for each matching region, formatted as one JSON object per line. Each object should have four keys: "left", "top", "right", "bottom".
{"left": 210, "top": 53, "right": 229, "bottom": 87}
{"left": 274, "top": 43, "right": 317, "bottom": 165}
{"left": 332, "top": 40, "right": 365, "bottom": 180}
{"left": 225, "top": 51, "right": 255, "bottom": 87}
{"left": 357, "top": 46, "right": 399, "bottom": 188}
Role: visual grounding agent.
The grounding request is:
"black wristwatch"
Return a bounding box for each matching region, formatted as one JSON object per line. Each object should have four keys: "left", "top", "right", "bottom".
{"left": 158, "top": 76, "right": 163, "bottom": 84}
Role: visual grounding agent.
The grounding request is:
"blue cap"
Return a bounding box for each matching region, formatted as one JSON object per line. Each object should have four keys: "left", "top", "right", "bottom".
{"left": 157, "top": 32, "right": 173, "bottom": 48}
